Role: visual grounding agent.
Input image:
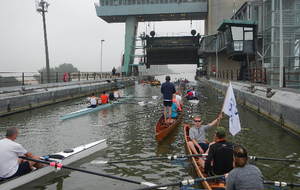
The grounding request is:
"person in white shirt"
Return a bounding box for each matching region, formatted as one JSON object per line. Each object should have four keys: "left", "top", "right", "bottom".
{"left": 0, "top": 127, "right": 43, "bottom": 180}
{"left": 175, "top": 92, "right": 183, "bottom": 111}
{"left": 88, "top": 93, "right": 98, "bottom": 108}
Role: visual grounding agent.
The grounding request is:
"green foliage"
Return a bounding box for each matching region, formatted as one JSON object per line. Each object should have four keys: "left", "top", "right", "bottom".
{"left": 36, "top": 63, "right": 79, "bottom": 83}
{"left": 38, "top": 63, "right": 79, "bottom": 73}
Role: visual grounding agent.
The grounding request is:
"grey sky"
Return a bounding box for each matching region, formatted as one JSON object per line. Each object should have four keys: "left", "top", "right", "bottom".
{"left": 0, "top": 0, "right": 204, "bottom": 73}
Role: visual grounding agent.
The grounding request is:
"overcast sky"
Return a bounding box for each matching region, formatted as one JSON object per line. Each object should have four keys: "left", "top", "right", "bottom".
{"left": 0, "top": 0, "right": 204, "bottom": 73}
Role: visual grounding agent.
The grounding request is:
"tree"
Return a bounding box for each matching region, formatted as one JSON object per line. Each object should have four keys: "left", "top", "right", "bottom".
{"left": 36, "top": 63, "right": 79, "bottom": 83}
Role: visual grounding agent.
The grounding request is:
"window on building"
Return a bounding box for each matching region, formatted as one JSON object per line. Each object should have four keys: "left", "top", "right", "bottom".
{"left": 231, "top": 26, "right": 243, "bottom": 40}
{"left": 234, "top": 41, "right": 243, "bottom": 51}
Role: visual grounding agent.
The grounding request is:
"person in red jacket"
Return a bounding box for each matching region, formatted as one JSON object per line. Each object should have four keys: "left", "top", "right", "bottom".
{"left": 100, "top": 91, "right": 109, "bottom": 104}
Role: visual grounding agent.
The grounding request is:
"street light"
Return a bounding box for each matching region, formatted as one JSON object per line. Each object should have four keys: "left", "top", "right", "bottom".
{"left": 36, "top": 0, "right": 50, "bottom": 83}
{"left": 100, "top": 39, "right": 105, "bottom": 73}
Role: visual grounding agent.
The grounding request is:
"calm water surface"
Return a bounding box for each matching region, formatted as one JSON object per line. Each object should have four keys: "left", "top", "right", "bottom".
{"left": 0, "top": 73, "right": 299, "bottom": 190}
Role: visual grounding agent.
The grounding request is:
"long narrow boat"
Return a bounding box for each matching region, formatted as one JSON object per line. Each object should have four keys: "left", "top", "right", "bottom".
{"left": 0, "top": 139, "right": 107, "bottom": 190}
{"left": 61, "top": 97, "right": 131, "bottom": 120}
{"left": 184, "top": 124, "right": 225, "bottom": 190}
{"left": 155, "top": 112, "right": 183, "bottom": 142}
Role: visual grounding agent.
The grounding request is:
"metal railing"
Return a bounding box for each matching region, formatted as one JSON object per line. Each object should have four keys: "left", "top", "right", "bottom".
{"left": 209, "top": 66, "right": 300, "bottom": 89}
{"left": 0, "top": 72, "right": 122, "bottom": 87}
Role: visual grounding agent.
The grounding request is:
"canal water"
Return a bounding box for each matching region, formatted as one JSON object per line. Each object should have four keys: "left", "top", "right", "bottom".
{"left": 0, "top": 73, "right": 299, "bottom": 190}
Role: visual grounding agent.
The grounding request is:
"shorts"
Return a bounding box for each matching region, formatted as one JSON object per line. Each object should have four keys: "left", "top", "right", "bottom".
{"left": 195, "top": 142, "right": 209, "bottom": 153}
{"left": 163, "top": 101, "right": 172, "bottom": 107}
{"left": 6, "top": 161, "right": 32, "bottom": 179}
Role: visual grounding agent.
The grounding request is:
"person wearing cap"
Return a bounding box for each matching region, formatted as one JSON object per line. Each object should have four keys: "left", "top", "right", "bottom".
{"left": 204, "top": 127, "right": 234, "bottom": 176}
{"left": 226, "top": 145, "right": 264, "bottom": 190}
{"left": 188, "top": 114, "right": 222, "bottom": 155}
{"left": 161, "top": 76, "right": 176, "bottom": 123}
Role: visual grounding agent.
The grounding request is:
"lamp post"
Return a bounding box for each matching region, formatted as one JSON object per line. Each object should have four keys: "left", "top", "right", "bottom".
{"left": 100, "top": 39, "right": 105, "bottom": 73}
{"left": 36, "top": 0, "right": 50, "bottom": 83}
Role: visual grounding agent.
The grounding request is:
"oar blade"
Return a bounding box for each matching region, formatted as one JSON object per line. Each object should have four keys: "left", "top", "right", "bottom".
{"left": 141, "top": 182, "right": 167, "bottom": 190}
{"left": 90, "top": 160, "right": 108, "bottom": 164}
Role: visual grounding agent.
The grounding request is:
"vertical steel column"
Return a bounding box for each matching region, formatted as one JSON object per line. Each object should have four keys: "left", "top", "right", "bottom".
{"left": 122, "top": 16, "right": 138, "bottom": 76}
{"left": 279, "top": 0, "right": 284, "bottom": 87}
{"left": 270, "top": 0, "right": 276, "bottom": 86}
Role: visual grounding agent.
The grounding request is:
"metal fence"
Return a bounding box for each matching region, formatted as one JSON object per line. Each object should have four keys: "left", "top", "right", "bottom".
{"left": 209, "top": 66, "right": 300, "bottom": 89}
{"left": 0, "top": 72, "right": 122, "bottom": 87}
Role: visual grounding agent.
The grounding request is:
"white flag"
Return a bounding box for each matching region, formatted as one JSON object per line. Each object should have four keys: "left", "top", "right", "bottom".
{"left": 222, "top": 82, "right": 241, "bottom": 136}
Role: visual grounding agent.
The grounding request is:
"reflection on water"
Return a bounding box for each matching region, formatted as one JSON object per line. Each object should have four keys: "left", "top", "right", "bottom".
{"left": 0, "top": 73, "right": 299, "bottom": 190}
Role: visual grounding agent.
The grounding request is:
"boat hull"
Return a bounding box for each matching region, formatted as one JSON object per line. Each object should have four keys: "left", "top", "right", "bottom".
{"left": 183, "top": 125, "right": 225, "bottom": 190}
{"left": 155, "top": 112, "right": 183, "bottom": 142}
{"left": 61, "top": 97, "right": 130, "bottom": 120}
{"left": 0, "top": 139, "right": 107, "bottom": 190}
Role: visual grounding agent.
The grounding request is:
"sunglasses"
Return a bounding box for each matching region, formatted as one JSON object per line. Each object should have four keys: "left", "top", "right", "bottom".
{"left": 194, "top": 120, "right": 202, "bottom": 122}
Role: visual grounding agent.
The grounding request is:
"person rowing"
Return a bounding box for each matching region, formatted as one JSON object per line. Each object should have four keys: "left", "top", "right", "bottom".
{"left": 88, "top": 93, "right": 98, "bottom": 108}
{"left": 187, "top": 113, "right": 222, "bottom": 155}
{"left": 0, "top": 127, "right": 44, "bottom": 181}
{"left": 226, "top": 145, "right": 264, "bottom": 190}
{"left": 204, "top": 127, "right": 234, "bottom": 176}
{"left": 109, "top": 92, "right": 116, "bottom": 101}
{"left": 100, "top": 91, "right": 109, "bottom": 104}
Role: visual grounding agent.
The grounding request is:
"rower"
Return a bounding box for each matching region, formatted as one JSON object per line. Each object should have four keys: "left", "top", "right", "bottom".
{"left": 0, "top": 127, "right": 44, "bottom": 180}
{"left": 113, "top": 90, "right": 121, "bottom": 99}
{"left": 88, "top": 93, "right": 98, "bottom": 108}
{"left": 168, "top": 95, "right": 178, "bottom": 123}
{"left": 108, "top": 92, "right": 116, "bottom": 101}
{"left": 226, "top": 145, "right": 264, "bottom": 190}
{"left": 100, "top": 91, "right": 109, "bottom": 104}
{"left": 175, "top": 91, "right": 182, "bottom": 111}
{"left": 187, "top": 114, "right": 222, "bottom": 155}
{"left": 204, "top": 127, "right": 234, "bottom": 176}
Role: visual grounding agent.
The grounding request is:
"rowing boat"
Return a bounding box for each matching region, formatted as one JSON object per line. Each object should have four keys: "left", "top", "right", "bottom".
{"left": 155, "top": 112, "right": 183, "bottom": 142}
{"left": 61, "top": 97, "right": 131, "bottom": 120}
{"left": 0, "top": 139, "right": 107, "bottom": 190}
{"left": 184, "top": 124, "right": 225, "bottom": 190}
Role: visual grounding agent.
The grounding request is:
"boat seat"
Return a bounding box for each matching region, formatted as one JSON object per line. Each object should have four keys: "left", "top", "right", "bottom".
{"left": 63, "top": 149, "right": 74, "bottom": 153}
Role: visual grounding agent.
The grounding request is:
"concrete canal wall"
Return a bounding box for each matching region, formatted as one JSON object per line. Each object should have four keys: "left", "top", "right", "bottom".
{"left": 199, "top": 78, "right": 300, "bottom": 136}
{"left": 0, "top": 77, "right": 147, "bottom": 117}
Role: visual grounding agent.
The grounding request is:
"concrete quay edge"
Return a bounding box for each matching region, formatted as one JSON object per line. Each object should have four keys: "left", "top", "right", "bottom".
{"left": 198, "top": 77, "right": 300, "bottom": 137}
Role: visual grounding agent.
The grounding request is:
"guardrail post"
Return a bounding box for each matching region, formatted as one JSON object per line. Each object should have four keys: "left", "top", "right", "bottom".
{"left": 94, "top": 73, "right": 96, "bottom": 80}
{"left": 56, "top": 72, "right": 58, "bottom": 82}
{"left": 87, "top": 73, "right": 89, "bottom": 80}
{"left": 22, "top": 72, "right": 25, "bottom": 86}
{"left": 283, "top": 66, "right": 286, "bottom": 87}
{"left": 264, "top": 68, "right": 267, "bottom": 84}
{"left": 41, "top": 72, "right": 43, "bottom": 84}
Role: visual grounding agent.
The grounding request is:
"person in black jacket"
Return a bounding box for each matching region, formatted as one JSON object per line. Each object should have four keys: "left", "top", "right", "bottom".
{"left": 161, "top": 76, "right": 176, "bottom": 123}
{"left": 204, "top": 127, "right": 234, "bottom": 176}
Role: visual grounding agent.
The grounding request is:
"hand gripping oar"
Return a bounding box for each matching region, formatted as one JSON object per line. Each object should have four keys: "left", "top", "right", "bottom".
{"left": 134, "top": 175, "right": 225, "bottom": 190}
{"left": 264, "top": 180, "right": 300, "bottom": 187}
{"left": 91, "top": 154, "right": 208, "bottom": 165}
{"left": 19, "top": 156, "right": 167, "bottom": 189}
{"left": 249, "top": 156, "right": 300, "bottom": 163}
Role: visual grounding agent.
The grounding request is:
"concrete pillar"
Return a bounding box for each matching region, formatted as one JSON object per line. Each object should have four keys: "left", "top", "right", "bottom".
{"left": 122, "top": 16, "right": 138, "bottom": 76}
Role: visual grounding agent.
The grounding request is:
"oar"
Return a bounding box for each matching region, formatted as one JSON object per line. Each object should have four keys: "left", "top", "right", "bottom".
{"left": 19, "top": 156, "right": 167, "bottom": 189}
{"left": 134, "top": 175, "right": 224, "bottom": 190}
{"left": 264, "top": 180, "right": 300, "bottom": 187}
{"left": 249, "top": 156, "right": 300, "bottom": 163}
{"left": 91, "top": 154, "right": 208, "bottom": 165}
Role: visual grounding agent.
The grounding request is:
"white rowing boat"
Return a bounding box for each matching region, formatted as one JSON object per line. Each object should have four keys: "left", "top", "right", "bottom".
{"left": 61, "top": 97, "right": 131, "bottom": 120}
{"left": 0, "top": 139, "right": 107, "bottom": 190}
